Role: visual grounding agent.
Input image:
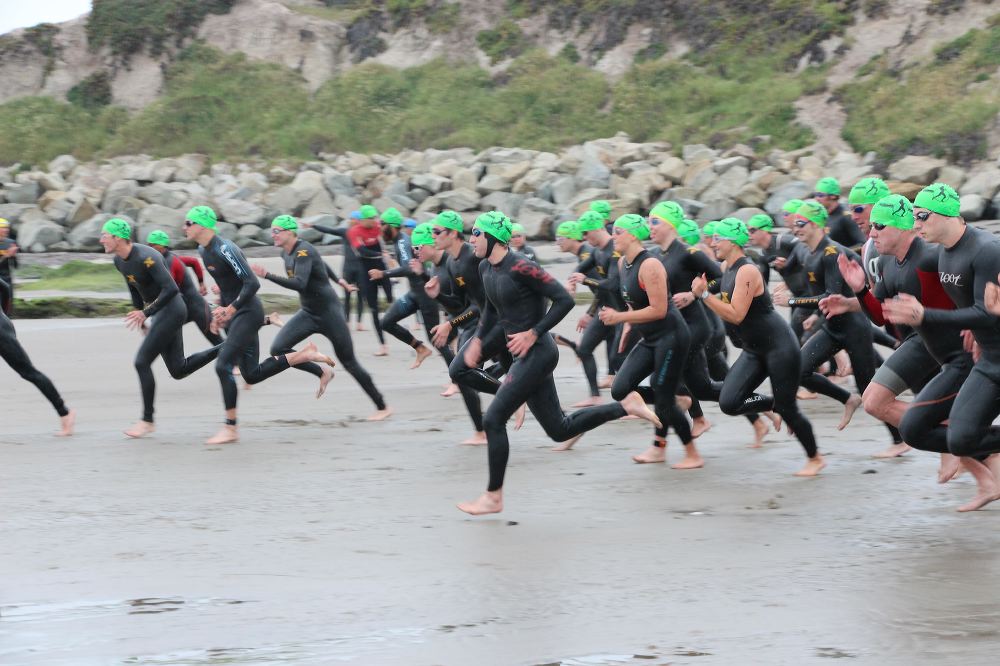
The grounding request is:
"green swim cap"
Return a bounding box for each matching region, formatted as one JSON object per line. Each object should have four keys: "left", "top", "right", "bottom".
{"left": 796, "top": 200, "right": 829, "bottom": 227}
{"left": 589, "top": 200, "right": 612, "bottom": 220}
{"left": 271, "top": 214, "right": 298, "bottom": 232}
{"left": 714, "top": 217, "right": 750, "bottom": 247}
{"left": 146, "top": 229, "right": 170, "bottom": 247}
{"left": 556, "top": 221, "right": 583, "bottom": 241}
{"left": 678, "top": 219, "right": 702, "bottom": 245}
{"left": 474, "top": 210, "right": 513, "bottom": 244}
{"left": 870, "top": 194, "right": 914, "bottom": 230}
{"left": 649, "top": 200, "right": 685, "bottom": 228}
{"left": 381, "top": 207, "right": 403, "bottom": 227}
{"left": 102, "top": 217, "right": 131, "bottom": 240}
{"left": 411, "top": 222, "right": 435, "bottom": 247}
{"left": 746, "top": 213, "right": 774, "bottom": 231}
{"left": 511, "top": 222, "right": 526, "bottom": 236}
{"left": 358, "top": 204, "right": 379, "bottom": 220}
{"left": 702, "top": 221, "right": 719, "bottom": 237}
{"left": 613, "top": 213, "right": 650, "bottom": 241}
{"left": 914, "top": 182, "right": 961, "bottom": 217}
{"left": 848, "top": 177, "right": 891, "bottom": 205}
{"left": 782, "top": 199, "right": 805, "bottom": 214}
{"left": 815, "top": 177, "right": 841, "bottom": 196}
{"left": 186, "top": 205, "right": 217, "bottom": 230}
{"left": 434, "top": 210, "right": 464, "bottom": 232}
{"left": 577, "top": 210, "right": 606, "bottom": 233}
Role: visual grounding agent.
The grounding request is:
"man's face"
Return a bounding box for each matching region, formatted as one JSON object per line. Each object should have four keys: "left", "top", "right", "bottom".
{"left": 583, "top": 228, "right": 601, "bottom": 246}
{"left": 870, "top": 223, "right": 905, "bottom": 255}
{"left": 271, "top": 227, "right": 290, "bottom": 247}
{"left": 361, "top": 217, "right": 377, "bottom": 229}
{"left": 748, "top": 226, "right": 769, "bottom": 249}
{"left": 415, "top": 244, "right": 433, "bottom": 262}
{"left": 912, "top": 208, "right": 941, "bottom": 243}
{"left": 851, "top": 203, "right": 873, "bottom": 236}
{"left": 99, "top": 232, "right": 120, "bottom": 254}
{"left": 815, "top": 192, "right": 839, "bottom": 213}
{"left": 151, "top": 244, "right": 167, "bottom": 255}
{"left": 792, "top": 216, "right": 822, "bottom": 243}
{"left": 471, "top": 229, "right": 488, "bottom": 258}
{"left": 432, "top": 226, "right": 453, "bottom": 250}
{"left": 510, "top": 233, "right": 525, "bottom": 249}
{"left": 183, "top": 221, "right": 198, "bottom": 241}
{"left": 0, "top": 226, "right": 8, "bottom": 239}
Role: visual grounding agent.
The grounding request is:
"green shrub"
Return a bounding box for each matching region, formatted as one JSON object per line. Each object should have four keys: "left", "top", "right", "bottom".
{"left": 558, "top": 43, "right": 580, "bottom": 63}
{"left": 67, "top": 71, "right": 113, "bottom": 110}
{"left": 86, "top": 0, "right": 235, "bottom": 60}
{"left": 0, "top": 97, "right": 126, "bottom": 166}
{"left": 477, "top": 20, "right": 526, "bottom": 64}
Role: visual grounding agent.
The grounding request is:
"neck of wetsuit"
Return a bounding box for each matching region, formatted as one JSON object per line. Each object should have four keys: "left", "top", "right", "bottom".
{"left": 486, "top": 235, "right": 507, "bottom": 264}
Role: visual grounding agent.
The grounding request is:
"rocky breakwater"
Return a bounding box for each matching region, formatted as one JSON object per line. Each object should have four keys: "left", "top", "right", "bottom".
{"left": 2, "top": 133, "right": 1000, "bottom": 253}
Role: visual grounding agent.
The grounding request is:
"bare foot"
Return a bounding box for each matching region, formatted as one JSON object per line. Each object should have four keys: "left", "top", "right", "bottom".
{"left": 938, "top": 453, "right": 962, "bottom": 484}
{"left": 457, "top": 490, "right": 503, "bottom": 515}
{"left": 57, "top": 409, "right": 76, "bottom": 437}
{"left": 794, "top": 455, "right": 826, "bottom": 477}
{"left": 749, "top": 418, "right": 768, "bottom": 448}
{"left": 232, "top": 366, "right": 242, "bottom": 377}
{"left": 367, "top": 407, "right": 392, "bottom": 421}
{"left": 124, "top": 420, "right": 155, "bottom": 439}
{"left": 676, "top": 395, "right": 693, "bottom": 412}
{"left": 620, "top": 391, "right": 662, "bottom": 429}
{"left": 671, "top": 445, "right": 704, "bottom": 469}
{"left": 691, "top": 417, "right": 712, "bottom": 438}
{"left": 266, "top": 312, "right": 284, "bottom": 328}
{"left": 552, "top": 433, "right": 584, "bottom": 451}
{"left": 355, "top": 323, "right": 367, "bottom": 331}
{"left": 957, "top": 457, "right": 1000, "bottom": 511}
{"left": 873, "top": 442, "right": 911, "bottom": 459}
{"left": 441, "top": 383, "right": 459, "bottom": 397}
{"left": 205, "top": 425, "right": 238, "bottom": 445}
{"left": 373, "top": 345, "right": 389, "bottom": 357}
{"left": 316, "top": 366, "right": 335, "bottom": 399}
{"left": 598, "top": 375, "right": 615, "bottom": 389}
{"left": 411, "top": 344, "right": 433, "bottom": 369}
{"left": 765, "top": 411, "right": 782, "bottom": 431}
{"left": 461, "top": 431, "right": 487, "bottom": 445}
{"left": 572, "top": 396, "right": 603, "bottom": 408}
{"left": 513, "top": 404, "right": 526, "bottom": 430}
{"left": 632, "top": 444, "right": 666, "bottom": 463}
{"left": 796, "top": 389, "right": 817, "bottom": 400}
{"left": 837, "top": 394, "right": 862, "bottom": 431}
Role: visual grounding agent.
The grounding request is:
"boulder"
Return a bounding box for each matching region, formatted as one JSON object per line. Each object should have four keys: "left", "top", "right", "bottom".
{"left": 3, "top": 181, "right": 40, "bottom": 205}
{"left": 117, "top": 197, "right": 149, "bottom": 222}
{"left": 513, "top": 168, "right": 553, "bottom": 195}
{"left": 481, "top": 192, "right": 526, "bottom": 218}
{"left": 388, "top": 193, "right": 418, "bottom": 210}
{"left": 885, "top": 181, "right": 923, "bottom": 200}
{"left": 487, "top": 160, "right": 532, "bottom": 182}
{"left": 39, "top": 172, "right": 68, "bottom": 192}
{"left": 550, "top": 175, "right": 577, "bottom": 206}
{"left": 682, "top": 144, "right": 718, "bottom": 162}
{"left": 43, "top": 196, "right": 74, "bottom": 225}
{"left": 67, "top": 199, "right": 99, "bottom": 226}
{"left": 477, "top": 174, "right": 512, "bottom": 195}
{"left": 138, "top": 182, "right": 190, "bottom": 209}
{"left": 19, "top": 218, "right": 66, "bottom": 252}
{"left": 218, "top": 199, "right": 267, "bottom": 227}
{"left": 532, "top": 152, "right": 560, "bottom": 171}
{"left": 451, "top": 167, "right": 481, "bottom": 192}
{"left": 37, "top": 190, "right": 68, "bottom": 212}
{"left": 237, "top": 172, "right": 270, "bottom": 194}
{"left": 574, "top": 145, "right": 612, "bottom": 190}
{"left": 150, "top": 159, "right": 177, "bottom": 183}
{"left": 960, "top": 193, "right": 987, "bottom": 221}
{"left": 516, "top": 208, "right": 555, "bottom": 240}
{"left": 888, "top": 156, "right": 946, "bottom": 185}
{"left": 568, "top": 188, "right": 613, "bottom": 215}
{"left": 48, "top": 154, "right": 77, "bottom": 178}
{"left": 657, "top": 156, "right": 687, "bottom": 183}
{"left": 414, "top": 195, "right": 443, "bottom": 216}
{"left": 290, "top": 170, "right": 325, "bottom": 200}
{"left": 730, "top": 207, "right": 769, "bottom": 222}
{"left": 266, "top": 185, "right": 311, "bottom": 216}
{"left": 959, "top": 166, "right": 1000, "bottom": 200}
{"left": 351, "top": 164, "right": 382, "bottom": 186}
{"left": 763, "top": 181, "right": 811, "bottom": 217}
{"left": 137, "top": 204, "right": 187, "bottom": 232}
{"left": 713, "top": 156, "right": 750, "bottom": 173}
{"left": 734, "top": 183, "right": 767, "bottom": 208}
{"left": 436, "top": 188, "right": 481, "bottom": 211}
{"left": 696, "top": 198, "right": 738, "bottom": 222}
{"left": 430, "top": 159, "right": 460, "bottom": 178}
{"left": 268, "top": 166, "right": 296, "bottom": 184}
{"left": 937, "top": 165, "right": 966, "bottom": 191}
{"left": 410, "top": 173, "right": 450, "bottom": 194}
{"left": 102, "top": 180, "right": 140, "bottom": 212}
{"left": 0, "top": 203, "right": 36, "bottom": 225}
{"left": 302, "top": 188, "right": 337, "bottom": 218}
{"left": 68, "top": 213, "right": 132, "bottom": 251}
{"left": 175, "top": 154, "right": 207, "bottom": 181}
{"left": 699, "top": 166, "right": 750, "bottom": 202}
{"left": 323, "top": 170, "right": 357, "bottom": 197}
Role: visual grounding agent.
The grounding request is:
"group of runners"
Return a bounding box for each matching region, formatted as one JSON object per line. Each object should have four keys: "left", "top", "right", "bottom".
{"left": 4, "top": 174, "right": 1000, "bottom": 515}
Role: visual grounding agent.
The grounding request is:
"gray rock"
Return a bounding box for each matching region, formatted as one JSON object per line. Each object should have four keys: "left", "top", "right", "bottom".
{"left": 960, "top": 193, "right": 987, "bottom": 221}
{"left": 290, "top": 170, "right": 325, "bottom": 201}
{"left": 451, "top": 166, "right": 481, "bottom": 192}
{"left": 3, "top": 181, "right": 40, "bottom": 205}
{"left": 937, "top": 165, "right": 967, "bottom": 191}
{"left": 657, "top": 187, "right": 699, "bottom": 202}
{"left": 657, "top": 156, "right": 687, "bottom": 183}
{"left": 764, "top": 181, "right": 811, "bottom": 217}
{"left": 323, "top": 170, "right": 356, "bottom": 197}
{"left": 410, "top": 173, "right": 450, "bottom": 194}
{"left": 215, "top": 222, "right": 239, "bottom": 242}
{"left": 138, "top": 182, "right": 190, "bottom": 209}
{"left": 477, "top": 174, "right": 512, "bottom": 195}
{"left": 19, "top": 218, "right": 66, "bottom": 252}
{"left": 117, "top": 197, "right": 148, "bottom": 222}
{"left": 481, "top": 147, "right": 536, "bottom": 164}
{"left": 39, "top": 173, "right": 68, "bottom": 192}
{"left": 959, "top": 166, "right": 1000, "bottom": 200}
{"left": 481, "top": 192, "right": 526, "bottom": 218}
{"left": 700, "top": 166, "right": 749, "bottom": 202}
{"left": 568, "top": 188, "right": 613, "bottom": 215}
{"left": 237, "top": 172, "right": 269, "bottom": 194}
{"left": 713, "top": 156, "right": 750, "bottom": 173}
{"left": 102, "top": 180, "right": 140, "bottom": 212}
{"left": 487, "top": 160, "right": 532, "bottom": 182}
{"left": 137, "top": 204, "right": 187, "bottom": 232}
{"left": 238, "top": 224, "right": 269, "bottom": 242}
{"left": 268, "top": 166, "right": 296, "bottom": 184}
{"left": 121, "top": 162, "right": 155, "bottom": 182}
{"left": 436, "top": 188, "right": 481, "bottom": 211}
{"left": 513, "top": 168, "right": 553, "bottom": 195}
{"left": 532, "top": 152, "right": 560, "bottom": 171}
{"left": 150, "top": 159, "right": 178, "bottom": 183}
{"left": 521, "top": 197, "right": 558, "bottom": 214}
{"left": 734, "top": 183, "right": 767, "bottom": 208}
{"left": 351, "top": 164, "right": 382, "bottom": 186}
{"left": 218, "top": 199, "right": 267, "bottom": 227}
{"left": 0, "top": 203, "right": 36, "bottom": 224}
{"left": 302, "top": 188, "right": 337, "bottom": 218}
{"left": 414, "top": 195, "right": 442, "bottom": 216}
{"left": 682, "top": 144, "right": 718, "bottom": 162}
{"left": 48, "top": 155, "right": 77, "bottom": 178}
{"left": 517, "top": 208, "right": 555, "bottom": 240}
{"left": 406, "top": 188, "right": 430, "bottom": 205}
{"left": 175, "top": 154, "right": 207, "bottom": 181}
{"left": 211, "top": 163, "right": 233, "bottom": 178}
{"left": 266, "top": 186, "right": 311, "bottom": 216}
{"left": 696, "top": 198, "right": 738, "bottom": 222}
{"left": 67, "top": 199, "right": 99, "bottom": 226}
{"left": 574, "top": 146, "right": 612, "bottom": 190}
{"left": 44, "top": 197, "right": 74, "bottom": 225}
{"left": 387, "top": 193, "right": 418, "bottom": 210}
{"left": 550, "top": 175, "right": 577, "bottom": 206}
{"left": 68, "top": 213, "right": 132, "bottom": 251}
{"left": 888, "top": 156, "right": 946, "bottom": 186}
{"left": 333, "top": 194, "right": 362, "bottom": 219}
{"left": 430, "top": 159, "right": 460, "bottom": 178}
{"left": 730, "top": 207, "right": 769, "bottom": 222}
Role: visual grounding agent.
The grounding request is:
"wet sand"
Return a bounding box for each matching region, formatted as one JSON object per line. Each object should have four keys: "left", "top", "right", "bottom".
{"left": 4, "top": 288, "right": 1000, "bottom": 664}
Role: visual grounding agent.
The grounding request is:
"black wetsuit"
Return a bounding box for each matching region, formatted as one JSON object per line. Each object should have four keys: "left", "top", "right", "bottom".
{"left": 115, "top": 243, "right": 220, "bottom": 422}
{"left": 899, "top": 227, "right": 1000, "bottom": 457}
{"left": 574, "top": 237, "right": 626, "bottom": 396}
{"left": 827, "top": 204, "right": 867, "bottom": 248}
{"left": 200, "top": 235, "right": 290, "bottom": 411}
{"left": 313, "top": 224, "right": 364, "bottom": 321}
{"left": 0, "top": 236, "right": 17, "bottom": 315}
{"left": 515, "top": 244, "right": 537, "bottom": 262}
{"left": 0, "top": 278, "right": 69, "bottom": 417}
{"left": 458, "top": 251, "right": 627, "bottom": 491}
{"left": 859, "top": 238, "right": 905, "bottom": 349}
{"left": 380, "top": 231, "right": 441, "bottom": 354}
{"left": 163, "top": 249, "right": 223, "bottom": 345}
{"left": 715, "top": 256, "right": 818, "bottom": 458}
{"left": 263, "top": 238, "right": 386, "bottom": 410}
{"left": 611, "top": 250, "right": 693, "bottom": 447}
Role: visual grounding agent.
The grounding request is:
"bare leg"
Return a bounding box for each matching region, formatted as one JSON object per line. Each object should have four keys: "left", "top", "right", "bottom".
{"left": 457, "top": 489, "right": 503, "bottom": 515}
{"left": 873, "top": 442, "right": 912, "bottom": 458}
{"left": 957, "top": 456, "right": 1000, "bottom": 512}
{"left": 838, "top": 394, "right": 863, "bottom": 431}
{"left": 373, "top": 344, "right": 389, "bottom": 357}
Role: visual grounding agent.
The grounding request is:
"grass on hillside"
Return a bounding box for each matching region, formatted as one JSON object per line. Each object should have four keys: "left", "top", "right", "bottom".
{"left": 839, "top": 17, "right": 1000, "bottom": 163}
{"left": 16, "top": 261, "right": 125, "bottom": 293}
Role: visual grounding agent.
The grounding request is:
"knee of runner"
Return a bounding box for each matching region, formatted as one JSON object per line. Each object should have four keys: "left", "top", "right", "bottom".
{"left": 717, "top": 391, "right": 742, "bottom": 416}
{"left": 481, "top": 409, "right": 506, "bottom": 436}
{"left": 609, "top": 384, "right": 629, "bottom": 401}
{"left": 946, "top": 424, "right": 981, "bottom": 458}
{"left": 861, "top": 389, "right": 888, "bottom": 420}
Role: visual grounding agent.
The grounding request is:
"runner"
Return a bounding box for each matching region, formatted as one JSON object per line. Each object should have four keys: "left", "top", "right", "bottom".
{"left": 455, "top": 211, "right": 660, "bottom": 516}
{"left": 251, "top": 215, "right": 389, "bottom": 416}
{"left": 348, "top": 205, "right": 391, "bottom": 354}
{"left": 601, "top": 214, "right": 703, "bottom": 468}
{"left": 146, "top": 230, "right": 223, "bottom": 345}
{"left": 101, "top": 218, "right": 221, "bottom": 438}
{"left": 509, "top": 223, "right": 537, "bottom": 261}
{"left": 0, "top": 218, "right": 17, "bottom": 315}
{"left": 0, "top": 277, "right": 74, "bottom": 435}
{"left": 691, "top": 218, "right": 824, "bottom": 476}
{"left": 184, "top": 206, "right": 335, "bottom": 444}
{"left": 590, "top": 199, "right": 613, "bottom": 233}
{"left": 814, "top": 177, "right": 866, "bottom": 248}
{"left": 884, "top": 184, "right": 1000, "bottom": 510}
